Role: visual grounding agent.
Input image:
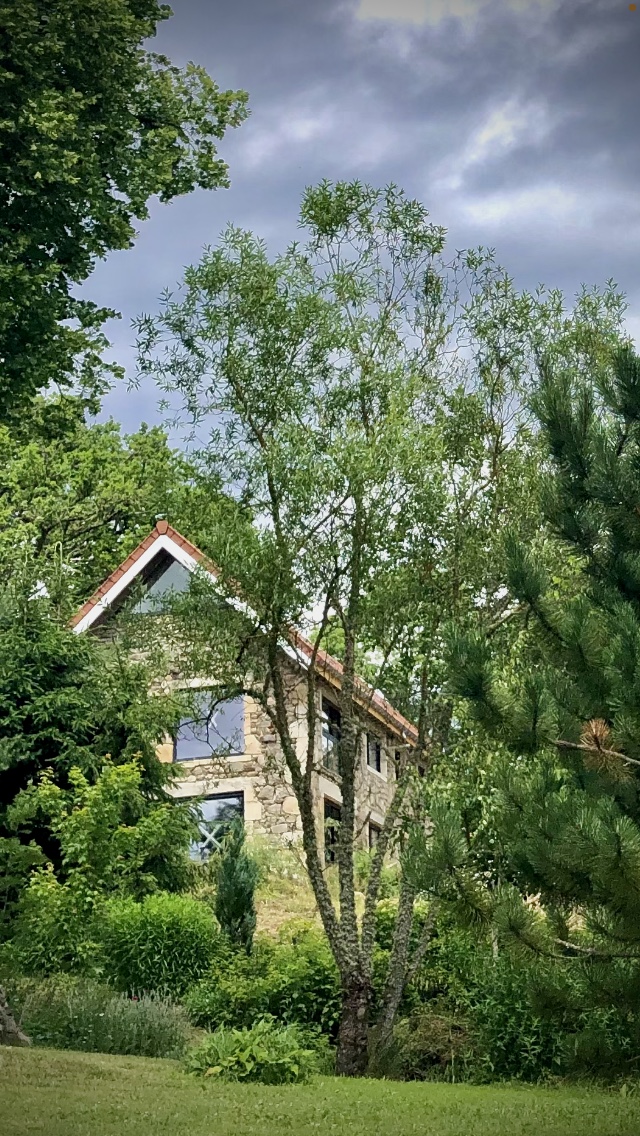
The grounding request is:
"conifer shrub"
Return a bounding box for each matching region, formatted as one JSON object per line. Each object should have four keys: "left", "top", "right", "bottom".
{"left": 98, "top": 892, "right": 222, "bottom": 997}
{"left": 214, "top": 820, "right": 260, "bottom": 952}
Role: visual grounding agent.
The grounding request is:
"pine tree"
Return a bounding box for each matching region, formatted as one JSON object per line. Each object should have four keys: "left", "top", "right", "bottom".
{"left": 448, "top": 344, "right": 640, "bottom": 1073}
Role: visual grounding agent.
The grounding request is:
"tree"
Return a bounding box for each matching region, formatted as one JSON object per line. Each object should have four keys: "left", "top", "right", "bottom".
{"left": 0, "top": 0, "right": 248, "bottom": 419}
{"left": 135, "top": 180, "right": 628, "bottom": 1075}
{"left": 447, "top": 343, "right": 640, "bottom": 1073}
{"left": 6, "top": 758, "right": 198, "bottom": 973}
{"left": 214, "top": 820, "right": 260, "bottom": 953}
{"left": 0, "top": 393, "right": 232, "bottom": 609}
{"left": 0, "top": 575, "right": 188, "bottom": 887}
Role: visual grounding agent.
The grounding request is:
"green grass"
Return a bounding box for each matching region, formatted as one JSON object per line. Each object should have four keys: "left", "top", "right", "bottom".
{"left": 2, "top": 1046, "right": 640, "bottom": 1136}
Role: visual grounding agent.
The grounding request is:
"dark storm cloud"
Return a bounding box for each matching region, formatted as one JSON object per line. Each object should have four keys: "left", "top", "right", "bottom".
{"left": 92, "top": 0, "right": 640, "bottom": 429}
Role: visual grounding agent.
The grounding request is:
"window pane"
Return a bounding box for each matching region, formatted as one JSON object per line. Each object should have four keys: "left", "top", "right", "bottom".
{"left": 175, "top": 692, "right": 244, "bottom": 761}
{"left": 133, "top": 556, "right": 192, "bottom": 614}
{"left": 322, "top": 699, "right": 341, "bottom": 774}
{"left": 324, "top": 799, "right": 341, "bottom": 863}
{"left": 367, "top": 735, "right": 381, "bottom": 773}
{"left": 191, "top": 793, "right": 244, "bottom": 861}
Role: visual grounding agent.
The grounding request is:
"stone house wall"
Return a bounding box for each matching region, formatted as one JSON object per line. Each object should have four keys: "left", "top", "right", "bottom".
{"left": 159, "top": 664, "right": 402, "bottom": 852}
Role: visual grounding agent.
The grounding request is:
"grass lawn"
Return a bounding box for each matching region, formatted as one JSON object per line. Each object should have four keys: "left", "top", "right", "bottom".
{"left": 2, "top": 1047, "right": 640, "bottom": 1136}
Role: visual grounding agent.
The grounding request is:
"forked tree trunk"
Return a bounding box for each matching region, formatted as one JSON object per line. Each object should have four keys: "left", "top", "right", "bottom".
{"left": 335, "top": 972, "right": 373, "bottom": 1076}
{"left": 0, "top": 987, "right": 31, "bottom": 1047}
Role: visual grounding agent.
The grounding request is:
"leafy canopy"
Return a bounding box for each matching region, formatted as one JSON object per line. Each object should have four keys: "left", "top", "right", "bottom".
{"left": 0, "top": 0, "right": 248, "bottom": 418}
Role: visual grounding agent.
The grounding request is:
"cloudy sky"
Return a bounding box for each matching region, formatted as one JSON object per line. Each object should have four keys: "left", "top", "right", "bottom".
{"left": 93, "top": 0, "right": 640, "bottom": 431}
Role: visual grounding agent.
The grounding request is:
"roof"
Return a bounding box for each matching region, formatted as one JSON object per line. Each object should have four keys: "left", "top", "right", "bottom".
{"left": 72, "top": 520, "right": 419, "bottom": 745}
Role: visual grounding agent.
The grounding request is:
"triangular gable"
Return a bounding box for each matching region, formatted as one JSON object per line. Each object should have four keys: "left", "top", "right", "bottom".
{"left": 71, "top": 520, "right": 216, "bottom": 633}
{"left": 72, "top": 521, "right": 419, "bottom": 745}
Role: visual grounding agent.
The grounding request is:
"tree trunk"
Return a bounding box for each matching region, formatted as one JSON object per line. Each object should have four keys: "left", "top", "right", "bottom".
{"left": 0, "top": 987, "right": 31, "bottom": 1047}
{"left": 335, "top": 973, "right": 373, "bottom": 1076}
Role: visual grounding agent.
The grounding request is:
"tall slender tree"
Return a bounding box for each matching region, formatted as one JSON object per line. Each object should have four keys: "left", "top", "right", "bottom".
{"left": 135, "top": 181, "right": 627, "bottom": 1074}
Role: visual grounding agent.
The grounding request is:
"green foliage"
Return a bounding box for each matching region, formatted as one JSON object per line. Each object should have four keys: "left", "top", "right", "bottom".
{"left": 185, "top": 1017, "right": 330, "bottom": 1084}
{"left": 373, "top": 1004, "right": 472, "bottom": 1082}
{"left": 0, "top": 586, "right": 184, "bottom": 847}
{"left": 135, "top": 178, "right": 630, "bottom": 1073}
{"left": 6, "top": 863, "right": 102, "bottom": 975}
{"left": 184, "top": 924, "right": 342, "bottom": 1036}
{"left": 98, "top": 892, "right": 222, "bottom": 997}
{"left": 0, "top": 0, "right": 247, "bottom": 418}
{"left": 9, "top": 758, "right": 196, "bottom": 897}
{"left": 0, "top": 397, "right": 230, "bottom": 607}
{"left": 6, "top": 973, "right": 190, "bottom": 1058}
{"left": 214, "top": 820, "right": 260, "bottom": 952}
{"left": 0, "top": 838, "right": 44, "bottom": 940}
{"left": 5, "top": 761, "right": 197, "bottom": 973}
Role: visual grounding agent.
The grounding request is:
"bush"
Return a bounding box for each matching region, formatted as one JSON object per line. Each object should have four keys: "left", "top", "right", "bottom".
{"left": 6, "top": 867, "right": 100, "bottom": 976}
{"left": 98, "top": 892, "right": 222, "bottom": 997}
{"left": 185, "top": 922, "right": 341, "bottom": 1036}
{"left": 6, "top": 974, "right": 191, "bottom": 1058}
{"left": 371, "top": 1002, "right": 474, "bottom": 1082}
{"left": 214, "top": 821, "right": 260, "bottom": 952}
{"left": 185, "top": 1017, "right": 331, "bottom": 1084}
{"left": 399, "top": 922, "right": 568, "bottom": 1082}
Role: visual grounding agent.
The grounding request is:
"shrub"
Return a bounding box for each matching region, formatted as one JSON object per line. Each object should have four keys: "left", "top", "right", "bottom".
{"left": 6, "top": 974, "right": 191, "bottom": 1058}
{"left": 98, "top": 892, "right": 222, "bottom": 997}
{"left": 185, "top": 1017, "right": 330, "bottom": 1084}
{"left": 371, "top": 1003, "right": 474, "bottom": 1082}
{"left": 6, "top": 866, "right": 100, "bottom": 976}
{"left": 214, "top": 820, "right": 260, "bottom": 952}
{"left": 185, "top": 922, "right": 341, "bottom": 1036}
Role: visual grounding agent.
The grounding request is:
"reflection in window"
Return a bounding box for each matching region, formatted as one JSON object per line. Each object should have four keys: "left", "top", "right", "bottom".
{"left": 191, "top": 793, "right": 244, "bottom": 861}
{"left": 324, "top": 799, "right": 341, "bottom": 863}
{"left": 174, "top": 691, "right": 244, "bottom": 761}
{"left": 322, "top": 698, "right": 341, "bottom": 774}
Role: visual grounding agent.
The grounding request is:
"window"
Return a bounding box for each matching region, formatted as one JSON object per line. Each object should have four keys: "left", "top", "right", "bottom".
{"left": 174, "top": 691, "right": 244, "bottom": 761}
{"left": 321, "top": 698, "right": 341, "bottom": 774}
{"left": 324, "top": 799, "right": 341, "bottom": 863}
{"left": 369, "top": 822, "right": 381, "bottom": 850}
{"left": 367, "top": 734, "right": 382, "bottom": 774}
{"left": 190, "top": 792, "right": 244, "bottom": 861}
{"left": 132, "top": 553, "right": 192, "bottom": 614}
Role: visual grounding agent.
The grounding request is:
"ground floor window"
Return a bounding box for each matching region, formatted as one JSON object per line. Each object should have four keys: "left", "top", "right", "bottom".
{"left": 190, "top": 791, "right": 244, "bottom": 860}
{"left": 369, "top": 822, "right": 382, "bottom": 850}
{"left": 324, "top": 799, "right": 341, "bottom": 863}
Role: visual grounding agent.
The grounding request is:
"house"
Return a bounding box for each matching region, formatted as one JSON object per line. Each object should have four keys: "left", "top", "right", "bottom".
{"left": 72, "top": 521, "right": 418, "bottom": 860}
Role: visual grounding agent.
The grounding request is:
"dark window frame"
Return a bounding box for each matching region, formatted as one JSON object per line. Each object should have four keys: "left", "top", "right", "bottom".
{"left": 321, "top": 698, "right": 341, "bottom": 774}
{"left": 190, "top": 790, "right": 244, "bottom": 861}
{"left": 324, "top": 798, "right": 341, "bottom": 863}
{"left": 367, "top": 733, "right": 382, "bottom": 774}
{"left": 368, "top": 822, "right": 382, "bottom": 850}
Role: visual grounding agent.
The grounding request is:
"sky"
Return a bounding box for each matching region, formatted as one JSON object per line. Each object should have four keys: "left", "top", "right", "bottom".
{"left": 93, "top": 0, "right": 640, "bottom": 432}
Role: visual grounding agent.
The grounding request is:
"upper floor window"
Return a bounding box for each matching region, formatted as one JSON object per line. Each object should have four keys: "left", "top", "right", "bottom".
{"left": 321, "top": 698, "right": 341, "bottom": 774}
{"left": 174, "top": 691, "right": 244, "bottom": 761}
{"left": 367, "top": 734, "right": 382, "bottom": 774}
